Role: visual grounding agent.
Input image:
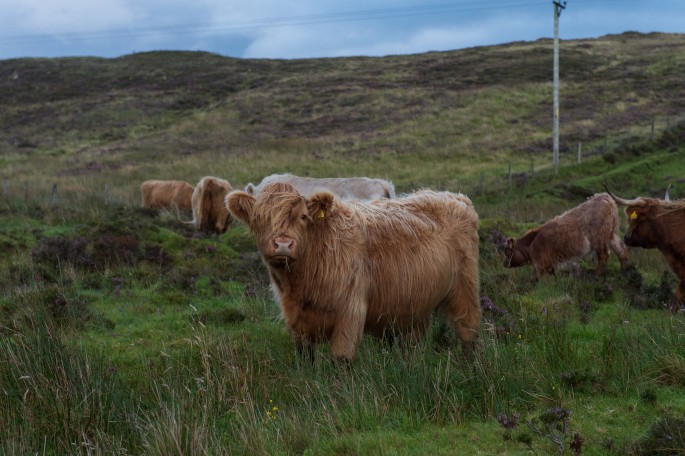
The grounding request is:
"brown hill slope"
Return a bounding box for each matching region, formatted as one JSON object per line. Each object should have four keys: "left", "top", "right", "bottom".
{"left": 0, "top": 32, "right": 683, "bottom": 196}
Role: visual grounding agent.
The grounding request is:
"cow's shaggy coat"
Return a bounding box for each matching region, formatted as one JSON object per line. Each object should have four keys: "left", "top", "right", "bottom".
{"left": 504, "top": 193, "right": 629, "bottom": 278}
{"left": 140, "top": 180, "right": 194, "bottom": 212}
{"left": 245, "top": 173, "right": 396, "bottom": 201}
{"left": 227, "top": 182, "right": 480, "bottom": 361}
{"left": 607, "top": 189, "right": 685, "bottom": 311}
{"left": 191, "top": 176, "right": 233, "bottom": 234}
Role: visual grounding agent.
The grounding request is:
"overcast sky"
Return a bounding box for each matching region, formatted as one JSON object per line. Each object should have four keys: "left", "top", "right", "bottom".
{"left": 1, "top": 0, "right": 683, "bottom": 60}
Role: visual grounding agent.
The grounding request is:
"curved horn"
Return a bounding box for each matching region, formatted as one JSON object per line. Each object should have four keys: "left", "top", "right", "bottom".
{"left": 603, "top": 182, "right": 646, "bottom": 206}
{"left": 665, "top": 184, "right": 672, "bottom": 202}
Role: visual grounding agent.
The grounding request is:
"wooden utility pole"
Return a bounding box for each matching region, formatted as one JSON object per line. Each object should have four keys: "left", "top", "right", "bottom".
{"left": 553, "top": 1, "right": 566, "bottom": 174}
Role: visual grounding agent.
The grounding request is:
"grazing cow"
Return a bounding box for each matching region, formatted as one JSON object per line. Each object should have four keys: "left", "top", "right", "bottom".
{"left": 226, "top": 182, "right": 480, "bottom": 361}
{"left": 245, "top": 173, "right": 396, "bottom": 201}
{"left": 191, "top": 176, "right": 233, "bottom": 234}
{"left": 503, "top": 193, "right": 629, "bottom": 278}
{"left": 606, "top": 186, "right": 685, "bottom": 312}
{"left": 140, "top": 180, "right": 194, "bottom": 213}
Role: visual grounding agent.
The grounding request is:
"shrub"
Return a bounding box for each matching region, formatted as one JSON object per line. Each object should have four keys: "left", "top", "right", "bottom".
{"left": 92, "top": 234, "right": 141, "bottom": 268}
{"left": 630, "top": 415, "right": 685, "bottom": 455}
{"left": 30, "top": 236, "right": 92, "bottom": 269}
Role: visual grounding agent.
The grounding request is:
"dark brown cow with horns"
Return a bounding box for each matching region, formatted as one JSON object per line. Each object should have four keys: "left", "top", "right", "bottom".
{"left": 606, "top": 185, "right": 685, "bottom": 312}
{"left": 503, "top": 193, "right": 629, "bottom": 278}
{"left": 226, "top": 182, "right": 481, "bottom": 361}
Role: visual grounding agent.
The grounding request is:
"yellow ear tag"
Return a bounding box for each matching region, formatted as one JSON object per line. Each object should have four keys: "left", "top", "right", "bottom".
{"left": 317, "top": 209, "right": 325, "bottom": 219}
{"left": 630, "top": 211, "right": 637, "bottom": 220}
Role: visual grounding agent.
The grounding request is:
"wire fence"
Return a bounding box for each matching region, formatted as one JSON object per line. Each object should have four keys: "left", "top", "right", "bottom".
{"left": 2, "top": 115, "right": 682, "bottom": 214}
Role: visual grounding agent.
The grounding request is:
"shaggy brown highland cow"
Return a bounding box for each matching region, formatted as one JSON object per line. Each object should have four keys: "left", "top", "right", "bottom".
{"left": 140, "top": 180, "right": 194, "bottom": 213}
{"left": 191, "top": 176, "right": 233, "bottom": 234}
{"left": 227, "top": 182, "right": 480, "bottom": 361}
{"left": 245, "top": 173, "right": 396, "bottom": 201}
{"left": 606, "top": 186, "right": 685, "bottom": 312}
{"left": 503, "top": 193, "right": 629, "bottom": 278}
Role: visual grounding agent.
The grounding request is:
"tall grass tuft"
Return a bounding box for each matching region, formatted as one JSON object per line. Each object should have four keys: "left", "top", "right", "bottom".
{"left": 0, "top": 324, "right": 136, "bottom": 454}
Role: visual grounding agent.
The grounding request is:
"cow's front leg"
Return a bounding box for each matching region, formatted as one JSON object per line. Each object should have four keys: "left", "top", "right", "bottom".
{"left": 671, "top": 281, "right": 685, "bottom": 313}
{"left": 330, "top": 304, "right": 366, "bottom": 361}
{"left": 595, "top": 248, "right": 609, "bottom": 277}
{"left": 290, "top": 329, "right": 315, "bottom": 364}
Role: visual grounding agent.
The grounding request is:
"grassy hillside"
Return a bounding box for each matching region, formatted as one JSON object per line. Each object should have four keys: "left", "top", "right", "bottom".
{"left": 1, "top": 32, "right": 685, "bottom": 455}
{"left": 1, "top": 32, "right": 684, "bottom": 203}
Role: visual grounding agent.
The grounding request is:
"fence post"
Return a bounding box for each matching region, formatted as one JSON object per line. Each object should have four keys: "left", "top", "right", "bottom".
{"left": 508, "top": 163, "right": 512, "bottom": 191}
{"left": 530, "top": 158, "right": 534, "bottom": 177}
{"left": 50, "top": 184, "right": 58, "bottom": 205}
{"left": 651, "top": 117, "right": 655, "bottom": 139}
{"left": 577, "top": 142, "right": 582, "bottom": 164}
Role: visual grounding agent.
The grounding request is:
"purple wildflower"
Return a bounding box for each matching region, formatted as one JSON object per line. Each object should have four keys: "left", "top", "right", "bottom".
{"left": 497, "top": 412, "right": 521, "bottom": 431}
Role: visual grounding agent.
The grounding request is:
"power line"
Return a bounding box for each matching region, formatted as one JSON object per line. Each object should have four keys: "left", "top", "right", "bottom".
{"left": 1, "top": 1, "right": 550, "bottom": 46}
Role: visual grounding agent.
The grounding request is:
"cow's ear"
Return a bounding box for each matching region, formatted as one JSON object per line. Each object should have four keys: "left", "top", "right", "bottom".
{"left": 505, "top": 238, "right": 515, "bottom": 250}
{"left": 226, "top": 191, "right": 255, "bottom": 225}
{"left": 307, "top": 191, "right": 335, "bottom": 221}
{"left": 245, "top": 183, "right": 255, "bottom": 195}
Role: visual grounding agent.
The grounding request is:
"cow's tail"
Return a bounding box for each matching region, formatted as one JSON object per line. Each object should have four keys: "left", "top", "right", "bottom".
{"left": 383, "top": 181, "right": 397, "bottom": 199}
{"left": 191, "top": 177, "right": 210, "bottom": 231}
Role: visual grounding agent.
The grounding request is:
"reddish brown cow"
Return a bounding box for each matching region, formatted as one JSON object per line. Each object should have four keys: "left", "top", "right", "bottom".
{"left": 504, "top": 193, "right": 629, "bottom": 278}
{"left": 606, "top": 187, "right": 685, "bottom": 311}
{"left": 140, "top": 180, "right": 194, "bottom": 212}
{"left": 226, "top": 182, "right": 480, "bottom": 361}
{"left": 191, "top": 176, "right": 233, "bottom": 234}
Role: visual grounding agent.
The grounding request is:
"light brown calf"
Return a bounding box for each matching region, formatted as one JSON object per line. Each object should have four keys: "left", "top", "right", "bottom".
{"left": 140, "top": 180, "right": 194, "bottom": 212}
{"left": 504, "top": 193, "right": 629, "bottom": 278}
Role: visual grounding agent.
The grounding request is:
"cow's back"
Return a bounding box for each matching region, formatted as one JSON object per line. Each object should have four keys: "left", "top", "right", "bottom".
{"left": 141, "top": 180, "right": 193, "bottom": 210}
{"left": 552, "top": 193, "right": 619, "bottom": 247}
{"left": 255, "top": 173, "right": 395, "bottom": 201}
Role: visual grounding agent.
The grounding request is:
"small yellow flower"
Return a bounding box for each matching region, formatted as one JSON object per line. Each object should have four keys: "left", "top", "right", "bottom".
{"left": 518, "top": 334, "right": 522, "bottom": 339}
{"left": 267, "top": 401, "right": 279, "bottom": 420}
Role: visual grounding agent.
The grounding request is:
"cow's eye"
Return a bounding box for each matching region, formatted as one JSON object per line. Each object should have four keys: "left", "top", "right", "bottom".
{"left": 300, "top": 214, "right": 308, "bottom": 221}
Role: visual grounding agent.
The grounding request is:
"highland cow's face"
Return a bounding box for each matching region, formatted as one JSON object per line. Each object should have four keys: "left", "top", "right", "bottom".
{"left": 503, "top": 238, "right": 528, "bottom": 268}
{"left": 226, "top": 182, "right": 333, "bottom": 270}
{"left": 253, "top": 192, "right": 309, "bottom": 267}
{"left": 623, "top": 204, "right": 659, "bottom": 249}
